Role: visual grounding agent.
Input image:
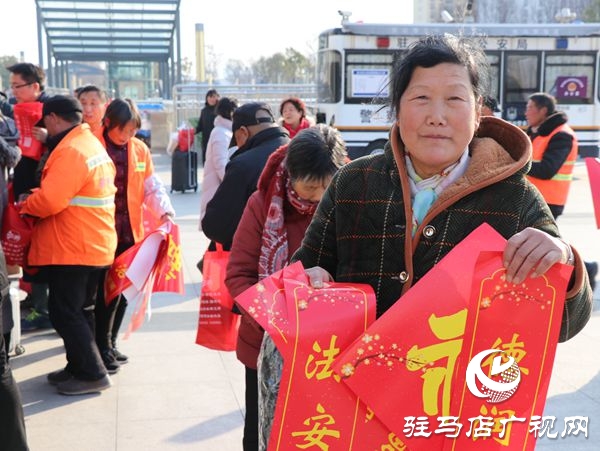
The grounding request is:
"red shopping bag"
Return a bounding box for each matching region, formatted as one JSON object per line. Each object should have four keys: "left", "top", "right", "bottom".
{"left": 13, "top": 102, "right": 44, "bottom": 160}
{"left": 177, "top": 128, "right": 194, "bottom": 152}
{"left": 1, "top": 185, "right": 36, "bottom": 266}
{"left": 195, "top": 243, "right": 240, "bottom": 351}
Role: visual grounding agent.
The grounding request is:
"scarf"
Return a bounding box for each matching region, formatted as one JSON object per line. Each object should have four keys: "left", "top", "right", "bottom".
{"left": 258, "top": 159, "right": 318, "bottom": 279}
{"left": 406, "top": 149, "right": 470, "bottom": 236}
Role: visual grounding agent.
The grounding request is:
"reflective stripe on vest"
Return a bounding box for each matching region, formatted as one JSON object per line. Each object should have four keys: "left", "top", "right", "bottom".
{"left": 86, "top": 153, "right": 113, "bottom": 170}
{"left": 69, "top": 195, "right": 115, "bottom": 208}
{"left": 527, "top": 123, "right": 578, "bottom": 206}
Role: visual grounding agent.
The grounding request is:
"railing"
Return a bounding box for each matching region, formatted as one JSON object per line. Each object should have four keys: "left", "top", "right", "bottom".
{"left": 172, "top": 83, "right": 317, "bottom": 128}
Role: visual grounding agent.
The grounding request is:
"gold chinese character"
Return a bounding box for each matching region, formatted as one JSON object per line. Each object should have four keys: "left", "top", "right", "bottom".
{"left": 291, "top": 403, "right": 340, "bottom": 450}
{"left": 482, "top": 333, "right": 529, "bottom": 376}
{"left": 405, "top": 309, "right": 467, "bottom": 416}
{"left": 305, "top": 335, "right": 341, "bottom": 382}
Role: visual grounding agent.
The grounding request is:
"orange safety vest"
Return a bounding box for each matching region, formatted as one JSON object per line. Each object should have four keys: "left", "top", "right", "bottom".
{"left": 95, "top": 129, "right": 156, "bottom": 243}
{"left": 527, "top": 123, "right": 578, "bottom": 206}
{"left": 21, "top": 124, "right": 117, "bottom": 266}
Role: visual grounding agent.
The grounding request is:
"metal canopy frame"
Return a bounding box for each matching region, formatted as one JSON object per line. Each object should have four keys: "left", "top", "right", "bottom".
{"left": 35, "top": 0, "right": 182, "bottom": 96}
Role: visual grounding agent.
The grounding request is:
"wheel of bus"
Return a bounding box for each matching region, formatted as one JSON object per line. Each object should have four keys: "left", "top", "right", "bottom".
{"left": 365, "top": 139, "right": 388, "bottom": 156}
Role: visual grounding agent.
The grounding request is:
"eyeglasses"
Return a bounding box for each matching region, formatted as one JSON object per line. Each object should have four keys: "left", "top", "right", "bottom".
{"left": 10, "top": 82, "right": 34, "bottom": 90}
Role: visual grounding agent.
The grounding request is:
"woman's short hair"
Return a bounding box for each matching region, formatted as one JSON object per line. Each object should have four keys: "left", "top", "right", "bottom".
{"left": 528, "top": 92, "right": 556, "bottom": 116}
{"left": 390, "top": 34, "right": 489, "bottom": 118}
{"left": 279, "top": 97, "right": 307, "bottom": 117}
{"left": 216, "top": 97, "right": 239, "bottom": 120}
{"left": 285, "top": 124, "right": 347, "bottom": 182}
{"left": 103, "top": 98, "right": 142, "bottom": 130}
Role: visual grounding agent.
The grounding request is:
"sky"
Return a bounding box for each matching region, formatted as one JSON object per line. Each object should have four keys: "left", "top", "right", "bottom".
{"left": 0, "top": 0, "right": 413, "bottom": 77}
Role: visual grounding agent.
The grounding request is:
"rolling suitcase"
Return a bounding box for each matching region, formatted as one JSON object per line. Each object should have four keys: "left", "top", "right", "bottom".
{"left": 170, "top": 149, "right": 198, "bottom": 193}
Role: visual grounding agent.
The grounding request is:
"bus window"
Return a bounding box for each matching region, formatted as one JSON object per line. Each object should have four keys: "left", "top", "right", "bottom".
{"left": 544, "top": 53, "right": 595, "bottom": 104}
{"left": 503, "top": 53, "right": 540, "bottom": 124}
{"left": 317, "top": 50, "right": 342, "bottom": 103}
{"left": 486, "top": 52, "right": 501, "bottom": 103}
{"left": 345, "top": 51, "right": 395, "bottom": 104}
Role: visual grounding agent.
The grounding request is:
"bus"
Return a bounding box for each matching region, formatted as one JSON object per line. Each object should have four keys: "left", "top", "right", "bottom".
{"left": 315, "top": 19, "right": 600, "bottom": 159}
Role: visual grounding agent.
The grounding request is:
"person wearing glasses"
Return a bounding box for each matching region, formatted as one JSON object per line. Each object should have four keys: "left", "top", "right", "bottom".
{"left": 6, "top": 63, "right": 52, "bottom": 333}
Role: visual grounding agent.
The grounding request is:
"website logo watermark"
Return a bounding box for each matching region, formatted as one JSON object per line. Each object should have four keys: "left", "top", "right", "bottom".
{"left": 466, "top": 349, "right": 521, "bottom": 403}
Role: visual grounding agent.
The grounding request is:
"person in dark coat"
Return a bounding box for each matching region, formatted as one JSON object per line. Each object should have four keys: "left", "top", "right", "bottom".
{"left": 6, "top": 63, "right": 52, "bottom": 332}
{"left": 0, "top": 130, "right": 28, "bottom": 450}
{"left": 195, "top": 88, "right": 220, "bottom": 163}
{"left": 257, "top": 34, "right": 592, "bottom": 450}
{"left": 201, "top": 102, "right": 290, "bottom": 251}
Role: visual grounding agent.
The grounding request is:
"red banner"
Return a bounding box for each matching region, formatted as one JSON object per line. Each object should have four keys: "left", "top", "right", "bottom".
{"left": 104, "top": 221, "right": 184, "bottom": 337}
{"left": 236, "top": 262, "right": 400, "bottom": 450}
{"left": 13, "top": 102, "right": 43, "bottom": 160}
{"left": 584, "top": 157, "right": 600, "bottom": 229}
{"left": 446, "top": 251, "right": 569, "bottom": 450}
{"left": 334, "top": 224, "right": 571, "bottom": 450}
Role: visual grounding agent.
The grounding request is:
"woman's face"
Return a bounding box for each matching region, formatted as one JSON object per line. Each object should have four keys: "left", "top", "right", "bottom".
{"left": 398, "top": 63, "right": 480, "bottom": 178}
{"left": 292, "top": 176, "right": 332, "bottom": 203}
{"left": 207, "top": 93, "right": 219, "bottom": 106}
{"left": 281, "top": 102, "right": 303, "bottom": 127}
{"left": 107, "top": 120, "right": 138, "bottom": 146}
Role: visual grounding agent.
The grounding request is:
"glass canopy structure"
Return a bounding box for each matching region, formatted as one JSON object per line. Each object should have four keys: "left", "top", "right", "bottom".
{"left": 35, "top": 0, "right": 182, "bottom": 98}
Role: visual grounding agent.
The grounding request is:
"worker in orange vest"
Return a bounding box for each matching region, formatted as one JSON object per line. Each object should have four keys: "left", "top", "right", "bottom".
{"left": 19, "top": 95, "right": 117, "bottom": 396}
{"left": 525, "top": 92, "right": 597, "bottom": 289}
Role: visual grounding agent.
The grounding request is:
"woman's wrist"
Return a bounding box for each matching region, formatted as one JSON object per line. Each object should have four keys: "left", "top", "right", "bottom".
{"left": 559, "top": 239, "right": 575, "bottom": 265}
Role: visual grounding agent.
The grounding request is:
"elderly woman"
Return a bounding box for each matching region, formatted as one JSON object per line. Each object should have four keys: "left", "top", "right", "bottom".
{"left": 295, "top": 35, "right": 592, "bottom": 331}
{"left": 225, "top": 124, "right": 347, "bottom": 451}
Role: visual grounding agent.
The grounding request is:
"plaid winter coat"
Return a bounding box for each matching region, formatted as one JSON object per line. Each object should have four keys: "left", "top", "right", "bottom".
{"left": 292, "top": 116, "right": 591, "bottom": 342}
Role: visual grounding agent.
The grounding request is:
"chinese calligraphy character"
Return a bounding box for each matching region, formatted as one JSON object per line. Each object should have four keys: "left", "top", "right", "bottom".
{"left": 561, "top": 416, "right": 589, "bottom": 438}
{"left": 405, "top": 309, "right": 467, "bottom": 416}
{"left": 164, "top": 238, "right": 181, "bottom": 281}
{"left": 305, "top": 335, "right": 341, "bottom": 382}
{"left": 403, "top": 416, "right": 432, "bottom": 438}
{"left": 360, "top": 109, "right": 373, "bottom": 124}
{"left": 466, "top": 415, "right": 495, "bottom": 438}
{"left": 517, "top": 38, "right": 528, "bottom": 50}
{"left": 291, "top": 403, "right": 340, "bottom": 450}
{"left": 380, "top": 432, "right": 407, "bottom": 451}
{"left": 482, "top": 333, "right": 529, "bottom": 375}
{"left": 529, "top": 415, "right": 558, "bottom": 439}
{"left": 433, "top": 416, "right": 462, "bottom": 438}
{"left": 496, "top": 38, "right": 508, "bottom": 50}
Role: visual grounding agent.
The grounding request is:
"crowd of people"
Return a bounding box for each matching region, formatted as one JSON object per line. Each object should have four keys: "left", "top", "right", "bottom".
{"left": 0, "top": 33, "right": 596, "bottom": 449}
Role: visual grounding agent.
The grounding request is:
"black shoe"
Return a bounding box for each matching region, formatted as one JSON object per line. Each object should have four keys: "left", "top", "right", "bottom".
{"left": 585, "top": 261, "right": 598, "bottom": 292}
{"left": 100, "top": 349, "right": 120, "bottom": 374}
{"left": 47, "top": 368, "right": 72, "bottom": 386}
{"left": 57, "top": 375, "right": 112, "bottom": 395}
{"left": 112, "top": 347, "right": 129, "bottom": 364}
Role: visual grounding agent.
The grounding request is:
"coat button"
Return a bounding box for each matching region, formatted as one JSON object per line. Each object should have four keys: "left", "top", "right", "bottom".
{"left": 423, "top": 225, "right": 436, "bottom": 238}
{"left": 398, "top": 271, "right": 409, "bottom": 283}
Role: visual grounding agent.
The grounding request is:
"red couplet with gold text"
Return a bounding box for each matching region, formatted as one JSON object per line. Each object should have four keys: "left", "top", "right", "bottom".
{"left": 333, "top": 223, "right": 571, "bottom": 451}
{"left": 235, "top": 262, "right": 404, "bottom": 450}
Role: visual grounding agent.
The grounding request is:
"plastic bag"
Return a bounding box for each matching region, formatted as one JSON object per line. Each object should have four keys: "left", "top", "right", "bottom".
{"left": 1, "top": 185, "right": 35, "bottom": 266}
{"left": 195, "top": 243, "right": 240, "bottom": 351}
